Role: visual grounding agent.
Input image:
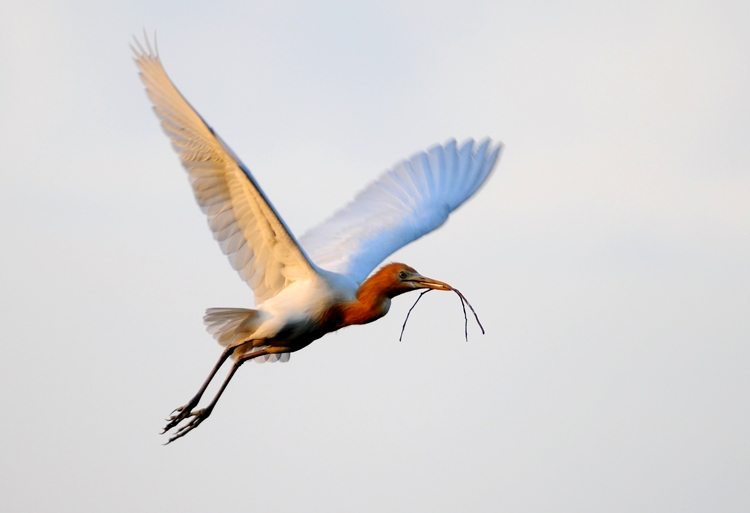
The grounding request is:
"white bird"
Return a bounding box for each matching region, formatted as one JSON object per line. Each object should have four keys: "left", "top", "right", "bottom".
{"left": 133, "top": 37, "right": 502, "bottom": 443}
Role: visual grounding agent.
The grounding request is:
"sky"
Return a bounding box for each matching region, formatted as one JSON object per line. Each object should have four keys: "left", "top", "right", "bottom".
{"left": 1, "top": 0, "right": 748, "bottom": 511}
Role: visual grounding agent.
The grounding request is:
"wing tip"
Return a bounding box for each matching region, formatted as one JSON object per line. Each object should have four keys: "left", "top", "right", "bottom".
{"left": 131, "top": 30, "right": 159, "bottom": 61}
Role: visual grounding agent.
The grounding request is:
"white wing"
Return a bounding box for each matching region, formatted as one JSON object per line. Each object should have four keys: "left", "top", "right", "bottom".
{"left": 299, "top": 139, "right": 502, "bottom": 284}
{"left": 133, "top": 38, "right": 319, "bottom": 304}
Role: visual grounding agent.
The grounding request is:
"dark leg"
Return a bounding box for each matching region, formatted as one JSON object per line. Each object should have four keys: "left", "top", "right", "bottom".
{"left": 163, "top": 347, "right": 289, "bottom": 444}
{"left": 162, "top": 344, "right": 235, "bottom": 433}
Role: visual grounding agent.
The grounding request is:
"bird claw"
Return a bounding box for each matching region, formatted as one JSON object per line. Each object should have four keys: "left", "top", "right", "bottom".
{"left": 161, "top": 400, "right": 200, "bottom": 435}
{"left": 163, "top": 407, "right": 212, "bottom": 444}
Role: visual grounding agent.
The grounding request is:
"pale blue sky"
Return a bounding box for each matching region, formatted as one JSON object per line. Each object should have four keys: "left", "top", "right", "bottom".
{"left": 1, "top": 1, "right": 748, "bottom": 511}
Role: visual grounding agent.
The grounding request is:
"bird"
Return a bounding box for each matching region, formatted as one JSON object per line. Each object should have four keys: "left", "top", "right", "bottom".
{"left": 132, "top": 37, "right": 502, "bottom": 443}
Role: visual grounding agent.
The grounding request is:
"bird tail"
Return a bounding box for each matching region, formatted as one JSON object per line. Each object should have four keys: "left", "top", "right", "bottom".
{"left": 203, "top": 308, "right": 291, "bottom": 363}
{"left": 203, "top": 307, "right": 263, "bottom": 347}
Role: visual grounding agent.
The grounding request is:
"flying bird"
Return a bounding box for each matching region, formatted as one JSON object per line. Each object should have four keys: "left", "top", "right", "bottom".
{"left": 133, "top": 37, "right": 502, "bottom": 443}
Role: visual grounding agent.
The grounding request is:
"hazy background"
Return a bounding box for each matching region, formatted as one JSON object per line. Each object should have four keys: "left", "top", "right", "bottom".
{"left": 1, "top": 1, "right": 748, "bottom": 511}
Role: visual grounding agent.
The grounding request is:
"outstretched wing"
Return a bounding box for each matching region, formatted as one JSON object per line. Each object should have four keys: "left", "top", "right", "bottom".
{"left": 299, "top": 139, "right": 501, "bottom": 284}
{"left": 133, "top": 38, "right": 319, "bottom": 304}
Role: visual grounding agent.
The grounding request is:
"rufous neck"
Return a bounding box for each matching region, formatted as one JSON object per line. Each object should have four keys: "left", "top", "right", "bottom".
{"left": 338, "top": 275, "right": 394, "bottom": 326}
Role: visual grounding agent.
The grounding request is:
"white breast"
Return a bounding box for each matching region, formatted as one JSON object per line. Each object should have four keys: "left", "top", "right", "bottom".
{"left": 252, "top": 270, "right": 358, "bottom": 341}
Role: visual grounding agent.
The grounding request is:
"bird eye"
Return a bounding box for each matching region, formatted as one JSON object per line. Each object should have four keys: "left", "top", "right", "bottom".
{"left": 398, "top": 270, "right": 407, "bottom": 280}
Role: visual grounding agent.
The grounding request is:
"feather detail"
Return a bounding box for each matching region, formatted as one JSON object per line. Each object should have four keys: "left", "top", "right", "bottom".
{"left": 300, "top": 139, "right": 502, "bottom": 285}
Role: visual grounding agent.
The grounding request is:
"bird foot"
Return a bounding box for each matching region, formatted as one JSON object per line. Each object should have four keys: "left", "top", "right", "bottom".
{"left": 162, "top": 400, "right": 199, "bottom": 434}
{"left": 162, "top": 406, "right": 213, "bottom": 444}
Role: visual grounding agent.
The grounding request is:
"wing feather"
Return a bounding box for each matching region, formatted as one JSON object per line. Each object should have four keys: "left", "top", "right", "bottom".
{"left": 299, "top": 139, "right": 502, "bottom": 284}
{"left": 133, "top": 38, "right": 318, "bottom": 304}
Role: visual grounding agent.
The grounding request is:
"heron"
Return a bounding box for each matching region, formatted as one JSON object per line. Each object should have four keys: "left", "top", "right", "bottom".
{"left": 133, "top": 37, "right": 502, "bottom": 443}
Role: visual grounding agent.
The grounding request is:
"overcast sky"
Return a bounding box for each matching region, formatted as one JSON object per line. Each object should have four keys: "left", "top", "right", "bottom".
{"left": 1, "top": 1, "right": 748, "bottom": 511}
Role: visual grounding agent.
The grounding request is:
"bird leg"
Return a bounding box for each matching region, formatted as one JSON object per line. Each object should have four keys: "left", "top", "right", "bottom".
{"left": 163, "top": 347, "right": 289, "bottom": 444}
{"left": 162, "top": 344, "right": 236, "bottom": 433}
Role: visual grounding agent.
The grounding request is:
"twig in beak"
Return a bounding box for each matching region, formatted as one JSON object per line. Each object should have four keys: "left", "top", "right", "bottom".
{"left": 398, "top": 287, "right": 485, "bottom": 343}
{"left": 399, "top": 290, "right": 431, "bottom": 341}
{"left": 453, "top": 288, "right": 485, "bottom": 337}
{"left": 457, "top": 291, "right": 469, "bottom": 341}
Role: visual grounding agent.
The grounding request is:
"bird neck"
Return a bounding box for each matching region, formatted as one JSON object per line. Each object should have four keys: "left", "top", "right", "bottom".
{"left": 337, "top": 273, "right": 397, "bottom": 327}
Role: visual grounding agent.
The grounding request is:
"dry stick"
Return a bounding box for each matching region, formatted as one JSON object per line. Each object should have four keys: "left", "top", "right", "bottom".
{"left": 457, "top": 291, "right": 469, "bottom": 341}
{"left": 399, "top": 288, "right": 486, "bottom": 342}
{"left": 453, "top": 288, "right": 485, "bottom": 336}
{"left": 399, "top": 290, "right": 432, "bottom": 341}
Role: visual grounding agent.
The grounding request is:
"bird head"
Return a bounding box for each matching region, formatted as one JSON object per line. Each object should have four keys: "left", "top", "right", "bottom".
{"left": 374, "top": 263, "right": 453, "bottom": 298}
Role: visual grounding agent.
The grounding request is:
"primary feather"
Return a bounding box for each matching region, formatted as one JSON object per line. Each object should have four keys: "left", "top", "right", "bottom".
{"left": 299, "top": 139, "right": 502, "bottom": 284}
{"left": 133, "top": 39, "right": 319, "bottom": 305}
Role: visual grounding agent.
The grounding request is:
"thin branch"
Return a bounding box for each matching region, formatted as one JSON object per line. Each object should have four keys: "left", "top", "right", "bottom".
{"left": 457, "top": 291, "right": 469, "bottom": 341}
{"left": 397, "top": 287, "right": 485, "bottom": 343}
{"left": 399, "top": 290, "right": 432, "bottom": 341}
{"left": 453, "top": 288, "right": 485, "bottom": 336}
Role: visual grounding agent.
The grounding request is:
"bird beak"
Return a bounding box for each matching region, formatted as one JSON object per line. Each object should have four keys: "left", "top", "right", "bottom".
{"left": 409, "top": 275, "right": 453, "bottom": 291}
